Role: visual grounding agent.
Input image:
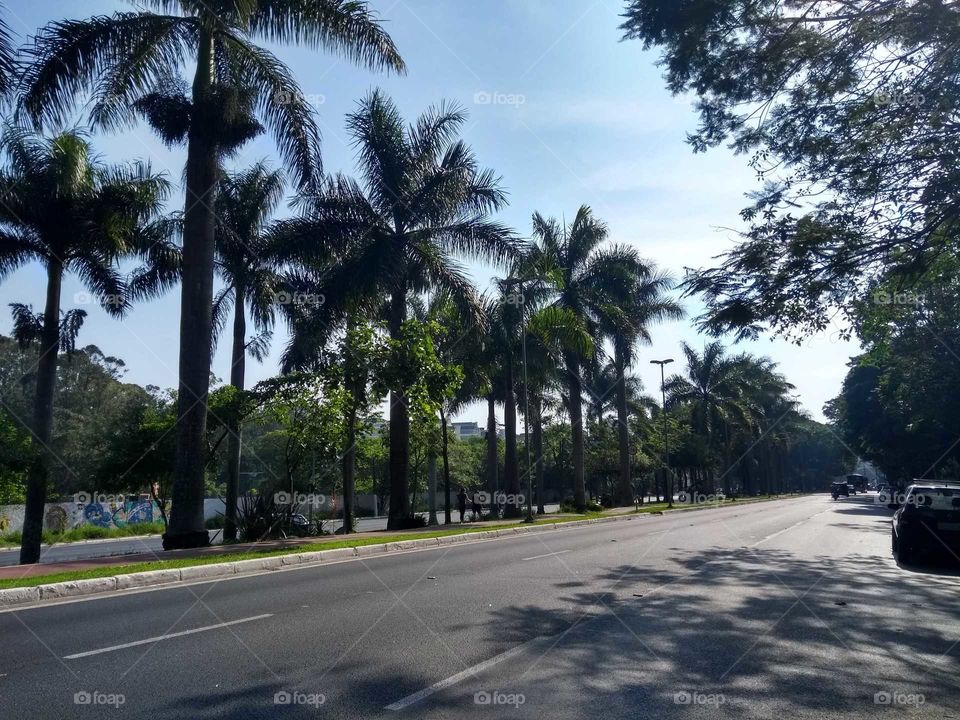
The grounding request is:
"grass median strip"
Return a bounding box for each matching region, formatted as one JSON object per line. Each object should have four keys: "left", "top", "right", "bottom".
{"left": 0, "top": 515, "right": 606, "bottom": 591}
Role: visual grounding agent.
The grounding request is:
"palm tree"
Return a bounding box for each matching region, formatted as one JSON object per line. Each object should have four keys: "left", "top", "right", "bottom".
{"left": 0, "top": 4, "right": 16, "bottom": 97}
{"left": 0, "top": 128, "right": 169, "bottom": 564}
{"left": 532, "top": 206, "right": 638, "bottom": 510}
{"left": 288, "top": 91, "right": 518, "bottom": 529}
{"left": 599, "top": 262, "right": 683, "bottom": 505}
{"left": 665, "top": 341, "right": 750, "bottom": 493}
{"left": 18, "top": 0, "right": 404, "bottom": 549}
{"left": 213, "top": 163, "right": 285, "bottom": 542}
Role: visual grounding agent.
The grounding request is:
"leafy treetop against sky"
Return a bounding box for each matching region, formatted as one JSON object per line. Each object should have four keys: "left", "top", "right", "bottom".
{"left": 0, "top": 0, "right": 858, "bottom": 423}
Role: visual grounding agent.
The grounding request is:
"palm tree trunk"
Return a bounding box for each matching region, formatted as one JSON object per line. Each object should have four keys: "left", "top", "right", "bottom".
{"left": 19, "top": 259, "right": 62, "bottom": 565}
{"left": 532, "top": 395, "right": 545, "bottom": 514}
{"left": 223, "top": 284, "right": 245, "bottom": 543}
{"left": 387, "top": 286, "right": 410, "bottom": 529}
{"left": 341, "top": 405, "right": 357, "bottom": 533}
{"left": 565, "top": 352, "right": 586, "bottom": 511}
{"left": 614, "top": 344, "right": 632, "bottom": 506}
{"left": 485, "top": 392, "right": 498, "bottom": 496}
{"left": 503, "top": 357, "right": 521, "bottom": 517}
{"left": 427, "top": 451, "right": 438, "bottom": 525}
{"left": 165, "top": 28, "right": 217, "bottom": 550}
{"left": 441, "top": 407, "right": 452, "bottom": 524}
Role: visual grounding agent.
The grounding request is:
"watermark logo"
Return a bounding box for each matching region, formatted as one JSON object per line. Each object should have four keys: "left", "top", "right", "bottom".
{"left": 273, "top": 90, "right": 326, "bottom": 109}
{"left": 74, "top": 491, "right": 128, "bottom": 505}
{"left": 274, "top": 291, "right": 325, "bottom": 306}
{"left": 674, "top": 690, "right": 725, "bottom": 706}
{"left": 874, "top": 690, "right": 925, "bottom": 706}
{"left": 474, "top": 91, "right": 526, "bottom": 107}
{"left": 474, "top": 690, "right": 525, "bottom": 708}
{"left": 677, "top": 491, "right": 724, "bottom": 505}
{"left": 274, "top": 491, "right": 327, "bottom": 506}
{"left": 74, "top": 690, "right": 125, "bottom": 707}
{"left": 874, "top": 91, "right": 927, "bottom": 108}
{"left": 73, "top": 291, "right": 125, "bottom": 307}
{"left": 476, "top": 491, "right": 525, "bottom": 506}
{"left": 872, "top": 290, "right": 924, "bottom": 306}
{"left": 274, "top": 690, "right": 325, "bottom": 707}
{"left": 501, "top": 292, "right": 525, "bottom": 306}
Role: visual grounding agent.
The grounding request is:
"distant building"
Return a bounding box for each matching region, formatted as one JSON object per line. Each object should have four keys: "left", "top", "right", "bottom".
{"left": 451, "top": 421, "right": 482, "bottom": 440}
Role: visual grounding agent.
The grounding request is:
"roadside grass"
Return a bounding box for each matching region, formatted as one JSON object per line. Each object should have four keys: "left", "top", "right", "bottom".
{"left": 0, "top": 495, "right": 810, "bottom": 591}
{"left": 0, "top": 521, "right": 167, "bottom": 549}
{"left": 0, "top": 516, "right": 606, "bottom": 590}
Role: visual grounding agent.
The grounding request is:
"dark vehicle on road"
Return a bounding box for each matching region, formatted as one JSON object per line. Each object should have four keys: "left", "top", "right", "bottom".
{"left": 846, "top": 474, "right": 869, "bottom": 493}
{"left": 892, "top": 483, "right": 960, "bottom": 564}
{"left": 831, "top": 481, "right": 850, "bottom": 499}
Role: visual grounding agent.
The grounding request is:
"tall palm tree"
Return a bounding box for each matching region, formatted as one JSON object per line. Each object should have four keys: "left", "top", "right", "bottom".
{"left": 533, "top": 206, "right": 638, "bottom": 510}
{"left": 0, "top": 4, "right": 16, "bottom": 97}
{"left": 17, "top": 0, "right": 404, "bottom": 549}
{"left": 599, "top": 262, "right": 683, "bottom": 505}
{"left": 288, "top": 91, "right": 518, "bottom": 529}
{"left": 0, "top": 128, "right": 169, "bottom": 564}
{"left": 665, "top": 341, "right": 750, "bottom": 492}
{"left": 213, "top": 162, "right": 285, "bottom": 541}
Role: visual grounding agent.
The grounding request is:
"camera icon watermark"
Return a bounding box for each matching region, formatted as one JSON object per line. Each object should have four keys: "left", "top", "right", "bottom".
{"left": 74, "top": 491, "right": 127, "bottom": 505}
{"left": 474, "top": 690, "right": 525, "bottom": 708}
{"left": 274, "top": 690, "right": 325, "bottom": 707}
{"left": 273, "top": 90, "right": 326, "bottom": 108}
{"left": 74, "top": 690, "right": 125, "bottom": 707}
{"left": 872, "top": 290, "right": 924, "bottom": 306}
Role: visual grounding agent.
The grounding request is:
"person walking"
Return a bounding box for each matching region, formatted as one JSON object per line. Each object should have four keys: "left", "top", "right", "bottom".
{"left": 457, "top": 487, "right": 468, "bottom": 523}
{"left": 471, "top": 490, "right": 483, "bottom": 521}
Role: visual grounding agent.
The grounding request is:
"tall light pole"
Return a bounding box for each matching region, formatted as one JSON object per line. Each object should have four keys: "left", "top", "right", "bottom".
{"left": 650, "top": 359, "right": 674, "bottom": 507}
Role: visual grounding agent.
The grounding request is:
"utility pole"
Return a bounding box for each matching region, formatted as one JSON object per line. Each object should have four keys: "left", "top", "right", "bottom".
{"left": 650, "top": 359, "right": 674, "bottom": 507}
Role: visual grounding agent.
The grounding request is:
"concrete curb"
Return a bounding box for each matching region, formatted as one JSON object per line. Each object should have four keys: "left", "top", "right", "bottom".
{"left": 0, "top": 508, "right": 689, "bottom": 610}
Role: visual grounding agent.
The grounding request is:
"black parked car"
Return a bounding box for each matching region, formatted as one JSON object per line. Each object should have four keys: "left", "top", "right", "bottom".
{"left": 892, "top": 483, "right": 960, "bottom": 564}
{"left": 830, "top": 481, "right": 850, "bottom": 499}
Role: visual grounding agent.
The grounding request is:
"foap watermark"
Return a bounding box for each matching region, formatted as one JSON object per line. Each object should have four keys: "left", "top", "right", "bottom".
{"left": 473, "top": 91, "right": 526, "bottom": 107}
{"left": 73, "top": 291, "right": 124, "bottom": 308}
{"left": 274, "top": 690, "right": 325, "bottom": 708}
{"left": 274, "top": 291, "right": 325, "bottom": 306}
{"left": 74, "top": 491, "right": 128, "bottom": 505}
{"left": 674, "top": 690, "right": 726, "bottom": 706}
{"left": 476, "top": 491, "right": 525, "bottom": 506}
{"left": 500, "top": 292, "right": 525, "bottom": 306}
{"left": 872, "top": 290, "right": 924, "bottom": 306}
{"left": 273, "top": 90, "right": 326, "bottom": 109}
{"left": 874, "top": 690, "right": 925, "bottom": 706}
{"left": 677, "top": 491, "right": 725, "bottom": 505}
{"left": 74, "top": 690, "right": 125, "bottom": 708}
{"left": 873, "top": 90, "right": 928, "bottom": 108}
{"left": 474, "top": 690, "right": 525, "bottom": 708}
{"left": 274, "top": 491, "right": 327, "bottom": 506}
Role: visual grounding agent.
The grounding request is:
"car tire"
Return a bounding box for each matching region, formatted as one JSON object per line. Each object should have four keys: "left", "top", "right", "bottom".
{"left": 898, "top": 539, "right": 914, "bottom": 565}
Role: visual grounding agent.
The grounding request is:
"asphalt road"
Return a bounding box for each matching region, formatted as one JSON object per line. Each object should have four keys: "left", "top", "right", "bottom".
{"left": 1, "top": 494, "right": 958, "bottom": 719}
{"left": 0, "top": 505, "right": 564, "bottom": 566}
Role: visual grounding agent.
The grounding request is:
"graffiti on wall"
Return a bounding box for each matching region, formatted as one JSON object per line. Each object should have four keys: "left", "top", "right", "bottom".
{"left": 80, "top": 499, "right": 159, "bottom": 529}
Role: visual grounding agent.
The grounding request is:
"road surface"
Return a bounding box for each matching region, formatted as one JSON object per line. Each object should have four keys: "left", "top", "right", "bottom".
{"left": 1, "top": 494, "right": 957, "bottom": 719}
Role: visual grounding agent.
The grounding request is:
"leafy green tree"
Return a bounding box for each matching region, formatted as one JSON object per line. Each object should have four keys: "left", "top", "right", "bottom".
{"left": 18, "top": 0, "right": 404, "bottom": 549}
{"left": 622, "top": 0, "right": 960, "bottom": 338}
{"left": 0, "top": 129, "right": 168, "bottom": 564}
{"left": 295, "top": 91, "right": 517, "bottom": 529}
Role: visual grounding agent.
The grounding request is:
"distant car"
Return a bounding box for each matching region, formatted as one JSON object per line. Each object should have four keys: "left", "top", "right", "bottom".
{"left": 846, "top": 474, "right": 869, "bottom": 493}
{"left": 892, "top": 484, "right": 960, "bottom": 564}
{"left": 830, "top": 481, "right": 850, "bottom": 498}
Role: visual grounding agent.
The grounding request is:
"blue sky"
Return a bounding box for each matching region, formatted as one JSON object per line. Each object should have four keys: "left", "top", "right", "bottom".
{"left": 0, "top": 0, "right": 858, "bottom": 424}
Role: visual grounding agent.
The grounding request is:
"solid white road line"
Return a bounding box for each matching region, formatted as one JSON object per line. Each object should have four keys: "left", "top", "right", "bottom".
{"left": 385, "top": 635, "right": 547, "bottom": 711}
{"left": 63, "top": 613, "right": 273, "bottom": 659}
{"left": 521, "top": 550, "right": 571, "bottom": 561}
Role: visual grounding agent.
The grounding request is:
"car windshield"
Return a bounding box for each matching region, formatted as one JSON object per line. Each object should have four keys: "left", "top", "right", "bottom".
{"left": 908, "top": 487, "right": 959, "bottom": 510}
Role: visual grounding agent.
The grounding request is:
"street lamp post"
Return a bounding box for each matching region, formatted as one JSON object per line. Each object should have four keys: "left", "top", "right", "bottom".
{"left": 650, "top": 359, "right": 674, "bottom": 507}
{"left": 502, "top": 276, "right": 535, "bottom": 523}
